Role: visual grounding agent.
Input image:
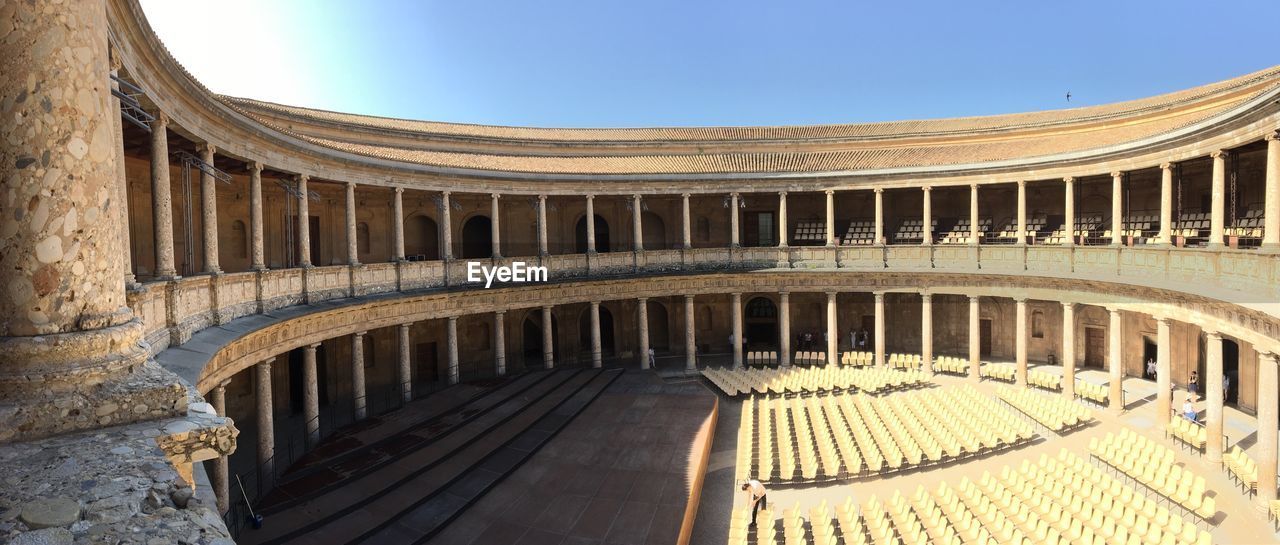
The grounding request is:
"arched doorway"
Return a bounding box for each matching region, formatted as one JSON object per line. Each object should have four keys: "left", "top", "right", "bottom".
{"left": 461, "top": 215, "right": 492, "bottom": 259}
{"left": 577, "top": 306, "right": 616, "bottom": 357}
{"left": 404, "top": 215, "right": 439, "bottom": 260}
{"left": 575, "top": 215, "right": 611, "bottom": 253}
{"left": 1223, "top": 338, "right": 1239, "bottom": 406}
{"left": 647, "top": 301, "right": 671, "bottom": 351}
{"left": 642, "top": 211, "right": 666, "bottom": 250}
{"left": 745, "top": 297, "right": 778, "bottom": 350}
{"left": 522, "top": 312, "right": 559, "bottom": 366}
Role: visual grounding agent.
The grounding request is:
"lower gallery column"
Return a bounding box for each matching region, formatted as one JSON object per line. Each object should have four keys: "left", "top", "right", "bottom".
{"left": 590, "top": 301, "right": 603, "bottom": 368}
{"left": 1155, "top": 319, "right": 1171, "bottom": 431}
{"left": 826, "top": 292, "right": 838, "bottom": 365}
{"left": 1015, "top": 298, "right": 1028, "bottom": 386}
{"left": 1107, "top": 308, "right": 1123, "bottom": 413}
{"left": 1256, "top": 351, "right": 1279, "bottom": 510}
{"left": 779, "top": 292, "right": 792, "bottom": 366}
{"left": 542, "top": 306, "right": 555, "bottom": 369}
{"left": 346, "top": 182, "right": 359, "bottom": 265}
{"left": 256, "top": 358, "right": 275, "bottom": 490}
{"left": 684, "top": 295, "right": 697, "bottom": 371}
{"left": 968, "top": 296, "right": 980, "bottom": 380}
{"left": 1205, "top": 331, "right": 1225, "bottom": 463}
{"left": 494, "top": 312, "right": 506, "bottom": 376}
{"left": 352, "top": 331, "right": 367, "bottom": 421}
{"left": 920, "top": 293, "right": 933, "bottom": 376}
{"left": 211, "top": 382, "right": 229, "bottom": 514}
{"left": 1062, "top": 303, "right": 1076, "bottom": 398}
{"left": 447, "top": 317, "right": 459, "bottom": 385}
{"left": 398, "top": 324, "right": 412, "bottom": 403}
{"left": 874, "top": 292, "right": 886, "bottom": 367}
{"left": 637, "top": 298, "right": 650, "bottom": 369}
{"left": 303, "top": 343, "right": 320, "bottom": 447}
{"left": 732, "top": 293, "right": 744, "bottom": 367}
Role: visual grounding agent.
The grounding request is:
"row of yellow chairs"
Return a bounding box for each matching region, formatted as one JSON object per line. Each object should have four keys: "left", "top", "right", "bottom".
{"left": 703, "top": 365, "right": 927, "bottom": 396}
{"left": 840, "top": 351, "right": 876, "bottom": 367}
{"left": 1167, "top": 417, "right": 1208, "bottom": 452}
{"left": 1089, "top": 430, "right": 1215, "bottom": 520}
{"left": 1076, "top": 380, "right": 1110, "bottom": 405}
{"left": 934, "top": 355, "right": 972, "bottom": 375}
{"left": 1029, "top": 369, "right": 1063, "bottom": 391}
{"left": 996, "top": 386, "right": 1093, "bottom": 431}
{"left": 1223, "top": 446, "right": 1259, "bottom": 496}
{"left": 746, "top": 351, "right": 779, "bottom": 365}
{"left": 981, "top": 362, "right": 1018, "bottom": 382}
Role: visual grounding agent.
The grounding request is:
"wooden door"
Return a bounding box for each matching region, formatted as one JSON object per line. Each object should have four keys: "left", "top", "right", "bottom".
{"left": 1084, "top": 327, "right": 1105, "bottom": 368}
{"left": 980, "top": 319, "right": 993, "bottom": 357}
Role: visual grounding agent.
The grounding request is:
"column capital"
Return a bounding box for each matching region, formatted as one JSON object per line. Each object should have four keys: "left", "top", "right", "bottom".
{"left": 968, "top": 295, "right": 980, "bottom": 302}
{"left": 1160, "top": 162, "right": 1174, "bottom": 170}
{"left": 398, "top": 322, "right": 411, "bottom": 331}
{"left": 353, "top": 330, "right": 367, "bottom": 337}
{"left": 730, "top": 292, "right": 742, "bottom": 298}
{"left": 826, "top": 291, "right": 838, "bottom": 298}
{"left": 778, "top": 191, "right": 788, "bottom": 197}
{"left": 1061, "top": 301, "right": 1075, "bottom": 310}
{"left": 1153, "top": 316, "right": 1172, "bottom": 326}
{"left": 346, "top": 181, "right": 356, "bottom": 190}
{"left": 491, "top": 192, "right": 501, "bottom": 200}
{"left": 1104, "top": 306, "right": 1122, "bottom": 315}
{"left": 1259, "top": 351, "right": 1277, "bottom": 361}
{"left": 824, "top": 189, "right": 835, "bottom": 196}
{"left": 873, "top": 291, "right": 886, "bottom": 300}
{"left": 1205, "top": 329, "right": 1223, "bottom": 341}
{"left": 260, "top": 356, "right": 276, "bottom": 366}
{"left": 1013, "top": 296, "right": 1028, "bottom": 304}
{"left": 919, "top": 291, "right": 932, "bottom": 301}
{"left": 538, "top": 194, "right": 548, "bottom": 202}
{"left": 1264, "top": 130, "right": 1280, "bottom": 142}
{"left": 681, "top": 192, "right": 691, "bottom": 198}
{"left": 1110, "top": 171, "right": 1124, "bottom": 179}
{"left": 1063, "top": 176, "right": 1075, "bottom": 184}
{"left": 394, "top": 186, "right": 404, "bottom": 194}
{"left": 590, "top": 300, "right": 601, "bottom": 308}
{"left": 873, "top": 187, "right": 883, "bottom": 194}
{"left": 779, "top": 291, "right": 789, "bottom": 297}
{"left": 494, "top": 310, "right": 506, "bottom": 317}
{"left": 1016, "top": 180, "right": 1026, "bottom": 188}
{"left": 585, "top": 194, "right": 594, "bottom": 201}
{"left": 153, "top": 111, "right": 170, "bottom": 128}
{"left": 1210, "top": 149, "right": 1229, "bottom": 160}
{"left": 248, "top": 161, "right": 263, "bottom": 174}
{"left": 199, "top": 142, "right": 217, "bottom": 156}
{"left": 632, "top": 193, "right": 642, "bottom": 200}
{"left": 542, "top": 304, "right": 553, "bottom": 311}
{"left": 730, "top": 192, "right": 740, "bottom": 198}
{"left": 921, "top": 185, "right": 932, "bottom": 193}
{"left": 214, "top": 381, "right": 229, "bottom": 393}
{"left": 684, "top": 294, "right": 695, "bottom": 301}
{"left": 307, "top": 342, "right": 321, "bottom": 349}
{"left": 636, "top": 296, "right": 648, "bottom": 303}
{"left": 447, "top": 316, "right": 458, "bottom": 323}
{"left": 296, "top": 173, "right": 309, "bottom": 183}
{"left": 441, "top": 190, "right": 452, "bottom": 198}
{"left": 969, "top": 183, "right": 978, "bottom": 190}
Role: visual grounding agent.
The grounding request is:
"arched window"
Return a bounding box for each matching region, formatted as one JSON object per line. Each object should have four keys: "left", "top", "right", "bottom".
{"left": 230, "top": 220, "right": 247, "bottom": 258}
{"left": 696, "top": 216, "right": 711, "bottom": 243}
{"left": 357, "top": 222, "right": 370, "bottom": 255}
{"left": 1032, "top": 310, "right": 1045, "bottom": 338}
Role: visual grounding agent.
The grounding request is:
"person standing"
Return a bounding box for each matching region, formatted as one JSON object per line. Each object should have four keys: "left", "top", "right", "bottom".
{"left": 647, "top": 348, "right": 656, "bottom": 368}
{"left": 1188, "top": 370, "right": 1199, "bottom": 397}
{"left": 741, "top": 479, "right": 768, "bottom": 528}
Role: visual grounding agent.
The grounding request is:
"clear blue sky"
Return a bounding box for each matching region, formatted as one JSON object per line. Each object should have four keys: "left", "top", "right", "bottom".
{"left": 142, "top": 0, "right": 1280, "bottom": 128}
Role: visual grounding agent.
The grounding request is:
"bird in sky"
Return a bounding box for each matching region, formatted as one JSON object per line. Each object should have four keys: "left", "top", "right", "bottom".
{"left": 1066, "top": 91, "right": 1072, "bottom": 102}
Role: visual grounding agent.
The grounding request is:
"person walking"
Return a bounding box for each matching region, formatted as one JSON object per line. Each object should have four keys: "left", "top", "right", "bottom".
{"left": 647, "top": 348, "right": 656, "bottom": 368}
{"left": 741, "top": 479, "right": 768, "bottom": 528}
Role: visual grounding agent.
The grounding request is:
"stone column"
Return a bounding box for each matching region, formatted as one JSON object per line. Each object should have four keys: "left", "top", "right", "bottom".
{"left": 0, "top": 0, "right": 157, "bottom": 433}
{"left": 681, "top": 193, "right": 692, "bottom": 249}
{"left": 303, "top": 343, "right": 320, "bottom": 447}
{"left": 1015, "top": 298, "right": 1028, "bottom": 386}
{"left": 538, "top": 195, "right": 549, "bottom": 256}
{"left": 392, "top": 187, "right": 405, "bottom": 261}
{"left": 777, "top": 192, "right": 788, "bottom": 247}
{"left": 969, "top": 184, "right": 980, "bottom": 245}
{"left": 585, "top": 195, "right": 596, "bottom": 253}
{"left": 874, "top": 188, "right": 884, "bottom": 245}
{"left": 632, "top": 194, "right": 644, "bottom": 252}
{"left": 920, "top": 293, "right": 933, "bottom": 376}
{"left": 352, "top": 331, "right": 367, "bottom": 421}
{"left": 249, "top": 162, "right": 266, "bottom": 270}
{"left": 1016, "top": 180, "right": 1027, "bottom": 244}
{"left": 441, "top": 191, "right": 453, "bottom": 260}
{"left": 874, "top": 292, "right": 886, "bottom": 367}
{"left": 1265, "top": 133, "right": 1280, "bottom": 251}
{"left": 921, "top": 186, "right": 933, "bottom": 245}
{"left": 1063, "top": 177, "right": 1075, "bottom": 247}
{"left": 210, "top": 381, "right": 229, "bottom": 513}
{"left": 1111, "top": 171, "right": 1124, "bottom": 246}
{"left": 1108, "top": 309, "right": 1123, "bottom": 413}
{"left": 296, "top": 175, "right": 311, "bottom": 267}
{"left": 1159, "top": 163, "right": 1174, "bottom": 245}
{"left": 1256, "top": 351, "right": 1279, "bottom": 510}
{"left": 1062, "top": 303, "right": 1076, "bottom": 398}
{"left": 590, "top": 302, "right": 603, "bottom": 368}
{"left": 199, "top": 143, "right": 221, "bottom": 273}
{"left": 446, "top": 317, "right": 459, "bottom": 384}
{"left": 968, "top": 296, "right": 981, "bottom": 380}
{"left": 398, "top": 324, "right": 412, "bottom": 402}
{"left": 255, "top": 358, "right": 275, "bottom": 490}
{"left": 108, "top": 56, "right": 138, "bottom": 288}
{"left": 637, "top": 298, "right": 651, "bottom": 369}
{"left": 731, "top": 293, "right": 743, "bottom": 367}
{"left": 151, "top": 113, "right": 178, "bottom": 278}
{"left": 730, "top": 193, "right": 741, "bottom": 248}
{"left": 493, "top": 311, "right": 506, "bottom": 376}
{"left": 490, "top": 193, "right": 502, "bottom": 258}
{"left": 825, "top": 190, "right": 836, "bottom": 246}
{"left": 1205, "top": 331, "right": 1225, "bottom": 463}
{"left": 779, "top": 292, "right": 792, "bottom": 366}
{"left": 826, "top": 292, "right": 838, "bottom": 364}
{"left": 1209, "top": 151, "right": 1227, "bottom": 248}
{"left": 542, "top": 306, "right": 555, "bottom": 369}
{"left": 346, "top": 182, "right": 359, "bottom": 265}
{"left": 1155, "top": 318, "right": 1172, "bottom": 431}
{"left": 684, "top": 295, "right": 696, "bottom": 370}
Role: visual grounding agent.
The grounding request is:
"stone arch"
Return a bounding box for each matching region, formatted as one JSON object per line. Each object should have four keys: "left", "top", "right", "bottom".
{"left": 642, "top": 211, "right": 666, "bottom": 249}
{"left": 647, "top": 300, "right": 671, "bottom": 351}
{"left": 575, "top": 215, "right": 611, "bottom": 253}
{"left": 744, "top": 297, "right": 778, "bottom": 350}
{"left": 577, "top": 305, "right": 616, "bottom": 357}
{"left": 404, "top": 214, "right": 439, "bottom": 260}
{"left": 521, "top": 309, "right": 559, "bottom": 366}
{"left": 461, "top": 215, "right": 492, "bottom": 259}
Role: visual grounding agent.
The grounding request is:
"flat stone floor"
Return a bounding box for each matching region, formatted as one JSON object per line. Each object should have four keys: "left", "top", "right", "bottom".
{"left": 428, "top": 371, "right": 718, "bottom": 545}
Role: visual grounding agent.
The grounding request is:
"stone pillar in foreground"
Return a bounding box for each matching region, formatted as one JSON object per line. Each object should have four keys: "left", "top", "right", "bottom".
{"left": 1209, "top": 151, "right": 1227, "bottom": 249}
{"left": 490, "top": 193, "right": 502, "bottom": 258}
{"left": 210, "top": 382, "right": 229, "bottom": 514}
{"left": 392, "top": 187, "right": 405, "bottom": 261}
{"left": 921, "top": 186, "right": 933, "bottom": 245}
{"left": 968, "top": 295, "right": 981, "bottom": 380}
{"left": 779, "top": 292, "right": 791, "bottom": 366}
{"left": 590, "top": 302, "right": 603, "bottom": 368}
{"left": 826, "top": 292, "right": 838, "bottom": 365}
{"left": 346, "top": 182, "right": 359, "bottom": 265}
{"left": 1205, "top": 331, "right": 1225, "bottom": 463}
{"left": 730, "top": 193, "right": 741, "bottom": 248}
{"left": 1155, "top": 318, "right": 1172, "bottom": 431}
{"left": 1256, "top": 352, "right": 1279, "bottom": 511}
{"left": 1062, "top": 303, "right": 1076, "bottom": 399}
{"left": 585, "top": 195, "right": 597, "bottom": 253}
{"left": 920, "top": 293, "right": 933, "bottom": 376}
{"left": 200, "top": 143, "right": 221, "bottom": 273}
{"left": 150, "top": 113, "right": 178, "bottom": 279}
{"left": 874, "top": 292, "right": 886, "bottom": 367}
{"left": 256, "top": 358, "right": 275, "bottom": 490}
{"left": 1111, "top": 171, "right": 1124, "bottom": 246}
{"left": 352, "top": 331, "right": 367, "bottom": 421}
{"left": 1063, "top": 177, "right": 1075, "bottom": 247}
{"left": 303, "top": 343, "right": 320, "bottom": 447}
{"left": 249, "top": 162, "right": 266, "bottom": 270}
{"left": 542, "top": 306, "right": 555, "bottom": 369}
{"left": 1015, "top": 297, "right": 1028, "bottom": 386}
{"left": 398, "top": 324, "right": 412, "bottom": 403}
{"left": 777, "top": 192, "right": 788, "bottom": 248}
{"left": 296, "top": 175, "right": 311, "bottom": 267}
{"left": 1264, "top": 133, "right": 1279, "bottom": 251}
{"left": 446, "top": 317, "right": 459, "bottom": 384}
{"left": 493, "top": 312, "right": 506, "bottom": 376}
{"left": 637, "top": 298, "right": 651, "bottom": 369}
{"left": 684, "top": 295, "right": 696, "bottom": 371}
{"left": 1159, "top": 163, "right": 1174, "bottom": 245}
{"left": 731, "top": 293, "right": 743, "bottom": 368}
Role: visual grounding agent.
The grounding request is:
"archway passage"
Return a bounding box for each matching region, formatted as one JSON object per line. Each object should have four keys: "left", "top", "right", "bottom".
{"left": 647, "top": 301, "right": 671, "bottom": 351}
{"left": 521, "top": 313, "right": 560, "bottom": 366}
{"left": 744, "top": 297, "right": 778, "bottom": 350}
{"left": 405, "top": 215, "right": 439, "bottom": 261}
{"left": 642, "top": 211, "right": 666, "bottom": 250}
{"left": 1223, "top": 338, "right": 1239, "bottom": 406}
{"left": 461, "top": 215, "right": 492, "bottom": 259}
{"left": 575, "top": 215, "right": 611, "bottom": 253}
{"left": 577, "top": 306, "right": 616, "bottom": 357}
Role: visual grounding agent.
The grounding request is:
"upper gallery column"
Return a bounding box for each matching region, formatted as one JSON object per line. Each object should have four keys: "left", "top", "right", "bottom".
{"left": 777, "top": 192, "right": 788, "bottom": 248}
{"left": 1263, "top": 132, "right": 1280, "bottom": 251}
{"left": 107, "top": 53, "right": 137, "bottom": 288}
{"left": 585, "top": 195, "right": 597, "bottom": 253}
{"left": 1255, "top": 351, "right": 1279, "bottom": 510}
{"left": 825, "top": 292, "right": 838, "bottom": 364}
{"left": 1204, "top": 331, "right": 1225, "bottom": 463}
{"left": 1110, "top": 171, "right": 1124, "bottom": 246}
{"left": 1015, "top": 298, "right": 1028, "bottom": 386}
{"left": 537, "top": 195, "right": 549, "bottom": 256}
{"left": 150, "top": 113, "right": 178, "bottom": 278}
{"left": 296, "top": 175, "right": 312, "bottom": 267}
{"left": 1158, "top": 163, "right": 1174, "bottom": 245}
{"left": 729, "top": 193, "right": 741, "bottom": 248}
{"left": 490, "top": 193, "right": 502, "bottom": 258}
{"left": 873, "top": 292, "right": 886, "bottom": 367}
{"left": 920, "top": 293, "right": 933, "bottom": 376}
{"left": 1061, "top": 302, "right": 1076, "bottom": 399}
{"left": 779, "top": 292, "right": 792, "bottom": 366}
{"left": 968, "top": 296, "right": 981, "bottom": 380}
{"left": 345, "top": 182, "right": 359, "bottom": 265}
{"left": 825, "top": 190, "right": 836, "bottom": 246}
{"left": 731, "top": 293, "right": 744, "bottom": 367}
{"left": 249, "top": 162, "right": 266, "bottom": 270}
{"left": 1107, "top": 308, "right": 1123, "bottom": 413}
{"left": 391, "top": 187, "right": 405, "bottom": 261}
{"left": 199, "top": 143, "right": 221, "bottom": 273}
{"left": 589, "top": 301, "right": 603, "bottom": 368}
{"left": 969, "top": 184, "right": 980, "bottom": 244}
{"left": 631, "top": 194, "right": 643, "bottom": 251}
{"left": 637, "top": 298, "right": 651, "bottom": 369}
{"left": 1209, "top": 151, "right": 1228, "bottom": 248}
{"left": 684, "top": 295, "right": 697, "bottom": 370}
{"left": 0, "top": 0, "right": 155, "bottom": 430}
{"left": 440, "top": 191, "right": 454, "bottom": 260}
{"left": 492, "top": 312, "right": 506, "bottom": 376}
{"left": 1063, "top": 177, "right": 1075, "bottom": 247}
{"left": 873, "top": 188, "right": 885, "bottom": 244}
{"left": 921, "top": 186, "right": 933, "bottom": 246}
{"left": 1155, "top": 318, "right": 1172, "bottom": 431}
{"left": 681, "top": 193, "right": 692, "bottom": 249}
{"left": 1016, "top": 180, "right": 1027, "bottom": 244}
